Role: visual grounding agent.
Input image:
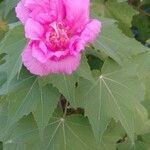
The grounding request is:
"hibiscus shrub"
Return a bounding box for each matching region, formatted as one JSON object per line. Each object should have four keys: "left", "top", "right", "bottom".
{"left": 0, "top": 0, "right": 150, "bottom": 150}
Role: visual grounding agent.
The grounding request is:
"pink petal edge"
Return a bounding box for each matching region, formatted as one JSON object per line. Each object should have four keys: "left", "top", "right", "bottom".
{"left": 22, "top": 43, "right": 81, "bottom": 76}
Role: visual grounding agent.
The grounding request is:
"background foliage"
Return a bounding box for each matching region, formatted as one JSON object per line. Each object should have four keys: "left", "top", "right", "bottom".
{"left": 0, "top": 0, "right": 150, "bottom": 149}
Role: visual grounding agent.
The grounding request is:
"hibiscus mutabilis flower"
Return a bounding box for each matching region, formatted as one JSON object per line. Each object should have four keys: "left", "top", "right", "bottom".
{"left": 15, "top": 0, "right": 101, "bottom": 76}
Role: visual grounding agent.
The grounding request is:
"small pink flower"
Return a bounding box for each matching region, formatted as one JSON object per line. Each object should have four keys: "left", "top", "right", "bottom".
{"left": 16, "top": 0, "right": 101, "bottom": 76}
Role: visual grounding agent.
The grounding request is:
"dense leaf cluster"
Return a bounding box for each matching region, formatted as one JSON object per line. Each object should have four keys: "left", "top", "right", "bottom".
{"left": 0, "top": 0, "right": 150, "bottom": 150}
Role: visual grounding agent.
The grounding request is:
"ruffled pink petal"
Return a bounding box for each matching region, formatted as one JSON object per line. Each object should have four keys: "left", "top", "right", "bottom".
{"left": 47, "top": 49, "right": 69, "bottom": 59}
{"left": 46, "top": 55, "right": 81, "bottom": 75}
{"left": 22, "top": 43, "right": 81, "bottom": 76}
{"left": 25, "top": 19, "right": 44, "bottom": 40}
{"left": 49, "top": 0, "right": 65, "bottom": 21}
{"left": 36, "top": 13, "right": 54, "bottom": 23}
{"left": 32, "top": 43, "right": 48, "bottom": 63}
{"left": 69, "top": 36, "right": 85, "bottom": 55}
{"left": 21, "top": 0, "right": 52, "bottom": 23}
{"left": 24, "top": 0, "right": 49, "bottom": 6}
{"left": 81, "top": 19, "right": 102, "bottom": 44}
{"left": 64, "top": 0, "right": 89, "bottom": 32}
{"left": 39, "top": 41, "right": 48, "bottom": 54}
{"left": 15, "top": 0, "right": 29, "bottom": 24}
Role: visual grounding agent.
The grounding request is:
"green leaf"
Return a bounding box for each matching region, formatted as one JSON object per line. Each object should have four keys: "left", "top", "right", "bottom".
{"left": 0, "top": 67, "right": 60, "bottom": 137}
{"left": 141, "top": 132, "right": 150, "bottom": 148}
{"left": 104, "top": 0, "right": 138, "bottom": 36}
{"left": 142, "top": 76, "right": 150, "bottom": 118}
{"left": 76, "top": 54, "right": 94, "bottom": 83}
{"left": 4, "top": 0, "right": 19, "bottom": 17}
{"left": 38, "top": 74, "right": 78, "bottom": 106}
{"left": 0, "top": 142, "right": 2, "bottom": 150}
{"left": 93, "top": 18, "right": 148, "bottom": 64}
{"left": 0, "top": 72, "right": 6, "bottom": 87}
{"left": 131, "top": 52, "right": 150, "bottom": 118}
{"left": 4, "top": 76, "right": 60, "bottom": 137}
{"left": 132, "top": 14, "right": 150, "bottom": 42}
{"left": 117, "top": 133, "right": 150, "bottom": 150}
{"left": 5, "top": 77, "right": 39, "bottom": 129}
{"left": 0, "top": 20, "right": 8, "bottom": 40}
{"left": 92, "top": 0, "right": 137, "bottom": 36}
{"left": 3, "top": 114, "right": 43, "bottom": 150}
{"left": 129, "top": 52, "right": 150, "bottom": 100}
{"left": 101, "top": 120, "right": 125, "bottom": 150}
{"left": 117, "top": 141, "right": 147, "bottom": 150}
{"left": 0, "top": 24, "right": 26, "bottom": 84}
{"left": 0, "top": 100, "right": 9, "bottom": 140}
{"left": 131, "top": 52, "right": 150, "bottom": 79}
{"left": 77, "top": 58, "right": 147, "bottom": 142}
{"left": 0, "top": 68, "right": 34, "bottom": 95}
{"left": 33, "top": 84, "right": 60, "bottom": 136}
{"left": 2, "top": 110, "right": 98, "bottom": 150}
{"left": 43, "top": 110, "right": 97, "bottom": 150}
{"left": 0, "top": 1, "right": 5, "bottom": 19}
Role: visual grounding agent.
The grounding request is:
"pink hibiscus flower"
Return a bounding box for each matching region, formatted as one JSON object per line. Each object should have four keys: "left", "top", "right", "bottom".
{"left": 16, "top": 0, "right": 101, "bottom": 76}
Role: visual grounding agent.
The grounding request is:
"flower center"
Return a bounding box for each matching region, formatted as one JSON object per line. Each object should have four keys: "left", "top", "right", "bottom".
{"left": 47, "top": 22, "right": 70, "bottom": 51}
